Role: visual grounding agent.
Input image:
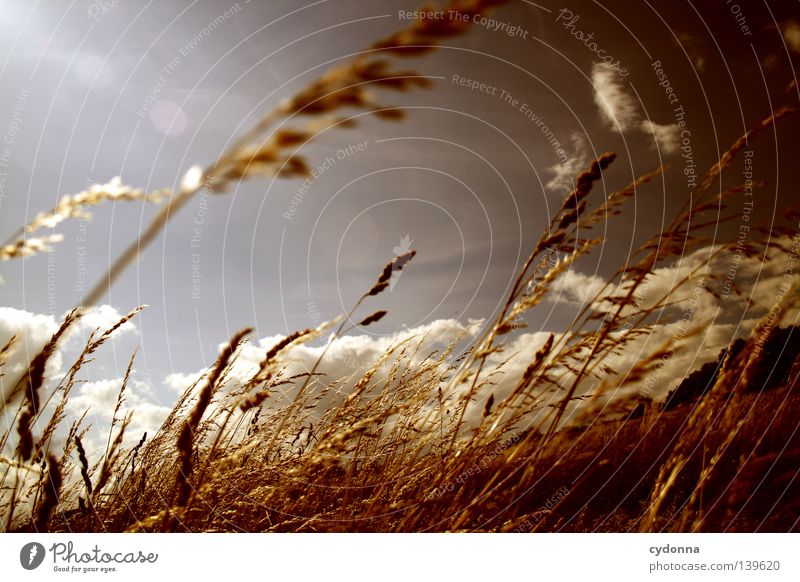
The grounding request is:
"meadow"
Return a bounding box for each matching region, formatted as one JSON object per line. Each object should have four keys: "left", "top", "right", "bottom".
{"left": 1, "top": 0, "right": 798, "bottom": 533}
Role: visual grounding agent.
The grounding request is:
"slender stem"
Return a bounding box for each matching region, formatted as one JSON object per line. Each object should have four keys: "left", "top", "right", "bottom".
{"left": 82, "top": 186, "right": 199, "bottom": 307}
{"left": 265, "top": 296, "right": 365, "bottom": 453}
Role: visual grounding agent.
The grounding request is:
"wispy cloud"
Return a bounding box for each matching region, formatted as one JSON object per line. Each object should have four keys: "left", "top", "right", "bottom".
{"left": 592, "top": 62, "right": 641, "bottom": 131}
{"left": 592, "top": 62, "right": 680, "bottom": 155}
{"left": 641, "top": 120, "right": 681, "bottom": 154}
{"left": 675, "top": 32, "right": 706, "bottom": 72}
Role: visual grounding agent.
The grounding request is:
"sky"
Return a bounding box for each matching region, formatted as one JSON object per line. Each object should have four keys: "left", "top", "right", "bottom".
{"left": 1, "top": 0, "right": 799, "bottom": 449}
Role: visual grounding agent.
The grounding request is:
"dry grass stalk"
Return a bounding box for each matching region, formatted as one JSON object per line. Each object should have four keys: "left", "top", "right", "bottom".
{"left": 1, "top": 178, "right": 168, "bottom": 255}
{"left": 13, "top": 309, "right": 82, "bottom": 461}
{"left": 93, "top": 412, "right": 132, "bottom": 501}
{"left": 74, "top": 435, "right": 93, "bottom": 502}
{"left": 0, "top": 234, "right": 63, "bottom": 261}
{"left": 0, "top": 334, "right": 17, "bottom": 370}
{"left": 31, "top": 454, "right": 61, "bottom": 532}
{"left": 168, "top": 328, "right": 252, "bottom": 529}
{"left": 130, "top": 432, "right": 147, "bottom": 477}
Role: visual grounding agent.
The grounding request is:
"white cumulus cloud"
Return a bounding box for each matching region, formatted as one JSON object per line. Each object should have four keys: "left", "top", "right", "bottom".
{"left": 0, "top": 304, "right": 140, "bottom": 404}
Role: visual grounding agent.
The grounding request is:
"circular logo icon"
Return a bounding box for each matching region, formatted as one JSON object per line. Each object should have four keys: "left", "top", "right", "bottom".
{"left": 20, "top": 542, "right": 46, "bottom": 570}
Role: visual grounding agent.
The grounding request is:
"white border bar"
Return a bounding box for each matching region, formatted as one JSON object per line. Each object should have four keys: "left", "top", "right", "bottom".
{"left": 2, "top": 533, "right": 797, "bottom": 581}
